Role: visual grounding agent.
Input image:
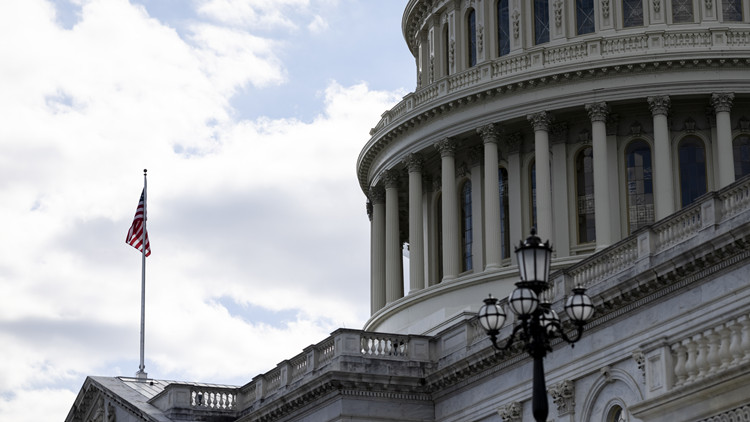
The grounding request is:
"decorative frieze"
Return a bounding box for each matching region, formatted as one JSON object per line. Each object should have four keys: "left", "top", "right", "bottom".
{"left": 497, "top": 401, "right": 522, "bottom": 422}
{"left": 549, "top": 380, "right": 575, "bottom": 416}
{"left": 647, "top": 95, "right": 671, "bottom": 116}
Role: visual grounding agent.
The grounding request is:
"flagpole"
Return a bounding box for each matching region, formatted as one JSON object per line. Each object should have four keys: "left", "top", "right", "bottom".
{"left": 136, "top": 169, "right": 148, "bottom": 380}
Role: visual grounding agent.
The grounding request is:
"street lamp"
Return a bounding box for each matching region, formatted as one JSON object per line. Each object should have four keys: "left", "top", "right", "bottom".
{"left": 477, "top": 229, "right": 594, "bottom": 422}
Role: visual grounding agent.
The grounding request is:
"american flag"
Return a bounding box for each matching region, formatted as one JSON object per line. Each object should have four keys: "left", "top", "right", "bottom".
{"left": 126, "top": 189, "right": 151, "bottom": 256}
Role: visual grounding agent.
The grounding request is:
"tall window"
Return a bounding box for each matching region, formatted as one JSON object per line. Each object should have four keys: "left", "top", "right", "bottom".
{"left": 625, "top": 140, "right": 654, "bottom": 233}
{"left": 443, "top": 25, "right": 450, "bottom": 75}
{"left": 672, "top": 0, "right": 694, "bottom": 22}
{"left": 623, "top": 0, "right": 644, "bottom": 27}
{"left": 468, "top": 9, "right": 477, "bottom": 67}
{"left": 678, "top": 136, "right": 707, "bottom": 207}
{"left": 499, "top": 168, "right": 511, "bottom": 259}
{"left": 576, "top": 147, "right": 596, "bottom": 243}
{"left": 576, "top": 0, "right": 596, "bottom": 34}
{"left": 498, "top": 0, "right": 510, "bottom": 56}
{"left": 723, "top": 0, "right": 744, "bottom": 21}
{"left": 530, "top": 160, "right": 538, "bottom": 230}
{"left": 734, "top": 135, "right": 750, "bottom": 179}
{"left": 534, "top": 0, "right": 550, "bottom": 44}
{"left": 461, "top": 181, "right": 473, "bottom": 271}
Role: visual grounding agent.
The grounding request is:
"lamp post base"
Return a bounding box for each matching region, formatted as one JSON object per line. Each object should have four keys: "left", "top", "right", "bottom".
{"left": 532, "top": 356, "right": 549, "bottom": 422}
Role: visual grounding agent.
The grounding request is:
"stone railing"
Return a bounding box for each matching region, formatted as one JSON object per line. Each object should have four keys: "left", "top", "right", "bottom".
{"left": 369, "top": 28, "right": 749, "bottom": 140}
{"left": 149, "top": 383, "right": 238, "bottom": 414}
{"left": 670, "top": 313, "right": 750, "bottom": 389}
{"left": 239, "top": 329, "right": 432, "bottom": 408}
{"left": 562, "top": 175, "right": 750, "bottom": 292}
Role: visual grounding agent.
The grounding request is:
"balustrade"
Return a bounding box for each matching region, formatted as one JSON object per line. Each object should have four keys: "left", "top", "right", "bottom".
{"left": 654, "top": 206, "right": 702, "bottom": 253}
{"left": 191, "top": 388, "right": 237, "bottom": 411}
{"left": 720, "top": 176, "right": 750, "bottom": 220}
{"left": 671, "top": 313, "right": 750, "bottom": 388}
{"left": 361, "top": 333, "right": 409, "bottom": 356}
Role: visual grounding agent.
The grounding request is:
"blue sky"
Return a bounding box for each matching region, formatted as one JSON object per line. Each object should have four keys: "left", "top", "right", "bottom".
{"left": 0, "top": 1, "right": 413, "bottom": 420}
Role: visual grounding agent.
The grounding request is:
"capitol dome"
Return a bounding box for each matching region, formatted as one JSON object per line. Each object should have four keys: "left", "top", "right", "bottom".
{"left": 358, "top": 0, "right": 750, "bottom": 334}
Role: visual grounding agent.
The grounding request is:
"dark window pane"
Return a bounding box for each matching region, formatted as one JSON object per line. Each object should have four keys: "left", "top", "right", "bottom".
{"left": 498, "top": 0, "right": 510, "bottom": 56}
{"left": 734, "top": 135, "right": 750, "bottom": 179}
{"left": 534, "top": 0, "right": 550, "bottom": 44}
{"left": 499, "top": 168, "right": 510, "bottom": 258}
{"left": 723, "top": 0, "right": 743, "bottom": 21}
{"left": 576, "top": 147, "right": 596, "bottom": 243}
{"left": 623, "top": 0, "right": 644, "bottom": 27}
{"left": 576, "top": 0, "right": 595, "bottom": 34}
{"left": 468, "top": 9, "right": 477, "bottom": 67}
{"left": 462, "top": 181, "right": 473, "bottom": 271}
{"left": 679, "top": 137, "right": 707, "bottom": 207}
{"left": 672, "top": 0, "right": 694, "bottom": 22}
{"left": 531, "top": 161, "right": 537, "bottom": 229}
{"left": 625, "top": 140, "right": 654, "bottom": 233}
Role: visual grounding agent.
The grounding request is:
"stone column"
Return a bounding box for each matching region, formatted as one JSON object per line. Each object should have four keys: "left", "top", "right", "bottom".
{"left": 468, "top": 147, "right": 484, "bottom": 272}
{"left": 550, "top": 123, "right": 570, "bottom": 257}
{"left": 528, "top": 111, "right": 553, "bottom": 241}
{"left": 506, "top": 133, "right": 523, "bottom": 264}
{"left": 405, "top": 154, "right": 425, "bottom": 292}
{"left": 479, "top": 124, "right": 503, "bottom": 270}
{"left": 712, "top": 92, "right": 735, "bottom": 189}
{"left": 586, "top": 102, "right": 613, "bottom": 249}
{"left": 369, "top": 186, "right": 386, "bottom": 314}
{"left": 435, "top": 138, "right": 460, "bottom": 281}
{"left": 648, "top": 96, "right": 675, "bottom": 219}
{"left": 383, "top": 169, "right": 403, "bottom": 303}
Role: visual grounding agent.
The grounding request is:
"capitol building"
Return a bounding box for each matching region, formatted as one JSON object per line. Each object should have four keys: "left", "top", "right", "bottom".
{"left": 67, "top": 0, "right": 750, "bottom": 421}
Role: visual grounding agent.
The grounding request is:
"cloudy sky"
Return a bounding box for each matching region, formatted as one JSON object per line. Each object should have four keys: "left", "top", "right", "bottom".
{"left": 0, "top": 0, "right": 414, "bottom": 420}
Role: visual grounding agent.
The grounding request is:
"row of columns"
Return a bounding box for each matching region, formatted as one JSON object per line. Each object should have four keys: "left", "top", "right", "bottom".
{"left": 369, "top": 93, "right": 737, "bottom": 314}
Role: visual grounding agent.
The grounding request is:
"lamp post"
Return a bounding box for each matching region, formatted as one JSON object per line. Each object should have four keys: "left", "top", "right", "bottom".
{"left": 477, "top": 229, "right": 594, "bottom": 422}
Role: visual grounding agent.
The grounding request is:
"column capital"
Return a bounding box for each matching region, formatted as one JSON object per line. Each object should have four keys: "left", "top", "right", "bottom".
{"left": 477, "top": 123, "right": 501, "bottom": 144}
{"left": 382, "top": 169, "right": 400, "bottom": 189}
{"left": 404, "top": 153, "right": 424, "bottom": 173}
{"left": 585, "top": 102, "right": 610, "bottom": 122}
{"left": 434, "top": 137, "right": 458, "bottom": 157}
{"left": 527, "top": 111, "right": 552, "bottom": 131}
{"left": 647, "top": 95, "right": 671, "bottom": 116}
{"left": 711, "top": 92, "right": 735, "bottom": 113}
{"left": 550, "top": 122, "right": 569, "bottom": 144}
{"left": 467, "top": 145, "right": 483, "bottom": 166}
{"left": 369, "top": 185, "right": 385, "bottom": 204}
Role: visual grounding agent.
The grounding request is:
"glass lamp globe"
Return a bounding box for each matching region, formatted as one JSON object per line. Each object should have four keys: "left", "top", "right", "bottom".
{"left": 565, "top": 288, "right": 595, "bottom": 324}
{"left": 478, "top": 295, "right": 506, "bottom": 333}
{"left": 539, "top": 306, "right": 560, "bottom": 335}
{"left": 508, "top": 286, "right": 539, "bottom": 317}
{"left": 515, "top": 229, "right": 553, "bottom": 287}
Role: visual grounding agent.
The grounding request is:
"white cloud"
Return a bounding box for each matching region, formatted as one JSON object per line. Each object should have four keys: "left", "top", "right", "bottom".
{"left": 0, "top": 0, "right": 405, "bottom": 420}
{"left": 196, "top": 0, "right": 311, "bottom": 30}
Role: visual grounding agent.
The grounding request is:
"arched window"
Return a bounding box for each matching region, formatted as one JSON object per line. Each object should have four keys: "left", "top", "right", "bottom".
{"left": 607, "top": 405, "right": 627, "bottom": 422}
{"left": 623, "top": 0, "right": 644, "bottom": 26}
{"left": 530, "top": 160, "right": 537, "bottom": 230}
{"left": 461, "top": 181, "right": 473, "bottom": 272}
{"left": 734, "top": 134, "right": 750, "bottom": 179}
{"left": 576, "top": 147, "right": 596, "bottom": 243}
{"left": 534, "top": 0, "right": 550, "bottom": 44}
{"left": 468, "top": 9, "right": 477, "bottom": 67}
{"left": 576, "top": 0, "right": 595, "bottom": 34}
{"left": 625, "top": 140, "right": 654, "bottom": 233}
{"left": 499, "top": 168, "right": 511, "bottom": 259}
{"left": 678, "top": 136, "right": 707, "bottom": 207}
{"left": 497, "top": 0, "right": 510, "bottom": 56}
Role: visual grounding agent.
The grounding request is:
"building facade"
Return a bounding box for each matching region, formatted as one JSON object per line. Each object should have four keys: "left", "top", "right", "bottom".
{"left": 67, "top": 1, "right": 750, "bottom": 421}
